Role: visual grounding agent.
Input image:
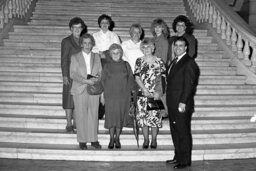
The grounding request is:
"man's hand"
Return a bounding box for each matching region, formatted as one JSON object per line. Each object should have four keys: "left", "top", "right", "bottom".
{"left": 63, "top": 76, "right": 69, "bottom": 85}
{"left": 178, "top": 102, "right": 186, "bottom": 113}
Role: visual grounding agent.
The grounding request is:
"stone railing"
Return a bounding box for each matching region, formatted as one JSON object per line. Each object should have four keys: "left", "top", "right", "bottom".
{"left": 187, "top": 0, "right": 256, "bottom": 74}
{"left": 0, "top": 0, "right": 33, "bottom": 29}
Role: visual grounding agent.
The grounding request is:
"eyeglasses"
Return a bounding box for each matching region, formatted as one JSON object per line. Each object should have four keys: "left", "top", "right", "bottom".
{"left": 141, "top": 45, "right": 153, "bottom": 49}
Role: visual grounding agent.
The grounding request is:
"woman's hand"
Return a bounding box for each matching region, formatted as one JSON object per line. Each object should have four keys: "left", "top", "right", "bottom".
{"left": 142, "top": 88, "right": 151, "bottom": 97}
{"left": 63, "top": 76, "right": 69, "bottom": 85}
{"left": 153, "top": 92, "right": 160, "bottom": 100}
{"left": 86, "top": 79, "right": 96, "bottom": 85}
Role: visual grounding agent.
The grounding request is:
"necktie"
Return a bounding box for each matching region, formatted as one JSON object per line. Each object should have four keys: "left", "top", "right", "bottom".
{"left": 168, "top": 57, "right": 178, "bottom": 74}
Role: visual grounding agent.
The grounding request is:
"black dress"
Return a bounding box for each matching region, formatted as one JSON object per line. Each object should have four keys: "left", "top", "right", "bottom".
{"left": 101, "top": 59, "right": 135, "bottom": 129}
{"left": 61, "top": 35, "right": 81, "bottom": 109}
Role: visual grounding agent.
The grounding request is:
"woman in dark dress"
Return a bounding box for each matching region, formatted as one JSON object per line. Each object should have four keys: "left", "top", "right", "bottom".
{"left": 167, "top": 15, "right": 197, "bottom": 64}
{"left": 101, "top": 44, "right": 135, "bottom": 149}
{"left": 61, "top": 17, "right": 87, "bottom": 133}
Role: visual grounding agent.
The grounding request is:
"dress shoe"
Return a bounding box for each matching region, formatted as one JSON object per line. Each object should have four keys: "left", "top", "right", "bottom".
{"left": 150, "top": 140, "right": 157, "bottom": 149}
{"left": 79, "top": 143, "right": 87, "bottom": 150}
{"left": 108, "top": 138, "right": 114, "bottom": 149}
{"left": 91, "top": 141, "right": 102, "bottom": 149}
{"left": 115, "top": 139, "right": 121, "bottom": 149}
{"left": 143, "top": 139, "right": 149, "bottom": 149}
{"left": 173, "top": 164, "right": 189, "bottom": 169}
{"left": 66, "top": 125, "right": 74, "bottom": 133}
{"left": 166, "top": 159, "right": 178, "bottom": 164}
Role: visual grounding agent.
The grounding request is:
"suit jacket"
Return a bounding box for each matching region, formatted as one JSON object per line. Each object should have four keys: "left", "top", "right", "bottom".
{"left": 70, "top": 52, "right": 102, "bottom": 95}
{"left": 61, "top": 35, "right": 81, "bottom": 78}
{"left": 166, "top": 54, "right": 199, "bottom": 111}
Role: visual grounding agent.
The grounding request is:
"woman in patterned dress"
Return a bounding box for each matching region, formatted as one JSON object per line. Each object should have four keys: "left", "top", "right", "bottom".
{"left": 134, "top": 38, "right": 166, "bottom": 149}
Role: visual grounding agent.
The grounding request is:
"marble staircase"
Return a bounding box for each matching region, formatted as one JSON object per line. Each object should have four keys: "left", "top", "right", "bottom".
{"left": 0, "top": 0, "right": 256, "bottom": 161}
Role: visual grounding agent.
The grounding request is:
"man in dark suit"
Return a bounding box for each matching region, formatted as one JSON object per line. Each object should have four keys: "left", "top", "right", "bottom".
{"left": 166, "top": 37, "right": 199, "bottom": 169}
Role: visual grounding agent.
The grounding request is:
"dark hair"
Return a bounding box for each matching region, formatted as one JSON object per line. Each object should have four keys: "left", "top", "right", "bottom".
{"left": 173, "top": 36, "right": 189, "bottom": 47}
{"left": 97, "top": 14, "right": 114, "bottom": 30}
{"left": 151, "top": 18, "right": 170, "bottom": 38}
{"left": 79, "top": 33, "right": 96, "bottom": 47}
{"left": 69, "top": 17, "right": 87, "bottom": 31}
{"left": 129, "top": 23, "right": 143, "bottom": 37}
{"left": 172, "top": 15, "right": 193, "bottom": 35}
{"left": 109, "top": 43, "right": 124, "bottom": 58}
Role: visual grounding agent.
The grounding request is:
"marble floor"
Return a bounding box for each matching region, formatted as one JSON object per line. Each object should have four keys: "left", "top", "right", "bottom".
{"left": 0, "top": 158, "right": 256, "bottom": 171}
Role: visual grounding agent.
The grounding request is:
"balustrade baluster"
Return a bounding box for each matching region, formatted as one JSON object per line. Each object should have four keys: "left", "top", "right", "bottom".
{"left": 209, "top": 3, "right": 213, "bottom": 23}
{"left": 237, "top": 34, "right": 244, "bottom": 59}
{"left": 212, "top": 7, "right": 217, "bottom": 28}
{"left": 0, "top": 5, "right": 4, "bottom": 28}
{"left": 242, "top": 40, "right": 251, "bottom": 66}
{"left": 216, "top": 12, "right": 221, "bottom": 33}
{"left": 250, "top": 45, "right": 256, "bottom": 73}
{"left": 231, "top": 28, "right": 237, "bottom": 51}
{"left": 4, "top": 1, "right": 9, "bottom": 23}
{"left": 221, "top": 16, "right": 226, "bottom": 39}
{"left": 226, "top": 22, "right": 231, "bottom": 45}
{"left": 205, "top": 1, "right": 209, "bottom": 22}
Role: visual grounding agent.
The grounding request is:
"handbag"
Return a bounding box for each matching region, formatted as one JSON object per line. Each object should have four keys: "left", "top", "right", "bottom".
{"left": 87, "top": 81, "right": 103, "bottom": 95}
{"left": 147, "top": 97, "right": 164, "bottom": 111}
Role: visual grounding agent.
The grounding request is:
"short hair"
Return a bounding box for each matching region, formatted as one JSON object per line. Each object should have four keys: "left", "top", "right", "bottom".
{"left": 172, "top": 15, "right": 193, "bottom": 35}
{"left": 173, "top": 36, "right": 188, "bottom": 47}
{"left": 140, "top": 38, "right": 155, "bottom": 52}
{"left": 69, "top": 17, "right": 87, "bottom": 31}
{"left": 79, "top": 33, "right": 96, "bottom": 47}
{"left": 151, "top": 18, "right": 170, "bottom": 38}
{"left": 109, "top": 43, "right": 124, "bottom": 58}
{"left": 129, "top": 23, "right": 143, "bottom": 37}
{"left": 97, "top": 14, "right": 114, "bottom": 30}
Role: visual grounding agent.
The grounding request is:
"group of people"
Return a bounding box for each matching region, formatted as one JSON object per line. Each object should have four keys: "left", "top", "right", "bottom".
{"left": 61, "top": 14, "right": 199, "bottom": 169}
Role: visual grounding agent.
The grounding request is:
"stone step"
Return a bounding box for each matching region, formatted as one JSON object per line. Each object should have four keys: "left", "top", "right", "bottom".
{"left": 3, "top": 38, "right": 217, "bottom": 47}
{"left": 0, "top": 103, "right": 256, "bottom": 118}
{"left": 2, "top": 41, "right": 220, "bottom": 51}
{"left": 0, "top": 143, "right": 256, "bottom": 161}
{"left": 0, "top": 57, "right": 229, "bottom": 67}
{"left": 0, "top": 117, "right": 255, "bottom": 131}
{"left": 35, "top": 2, "right": 184, "bottom": 8}
{"left": 13, "top": 25, "right": 209, "bottom": 35}
{"left": 1, "top": 92, "right": 255, "bottom": 105}
{"left": 0, "top": 57, "right": 228, "bottom": 67}
{"left": 0, "top": 52, "right": 223, "bottom": 60}
{"left": 5, "top": 81, "right": 256, "bottom": 94}
{"left": 6, "top": 33, "right": 213, "bottom": 44}
{"left": 0, "top": 48, "right": 60, "bottom": 56}
{"left": 0, "top": 72, "right": 245, "bottom": 84}
{"left": 1, "top": 131, "right": 256, "bottom": 145}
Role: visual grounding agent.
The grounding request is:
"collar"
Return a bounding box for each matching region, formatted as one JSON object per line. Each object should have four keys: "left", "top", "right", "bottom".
{"left": 176, "top": 52, "right": 186, "bottom": 62}
{"left": 82, "top": 51, "right": 91, "bottom": 57}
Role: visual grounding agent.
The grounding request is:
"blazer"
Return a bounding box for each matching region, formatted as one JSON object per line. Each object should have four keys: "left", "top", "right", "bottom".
{"left": 166, "top": 54, "right": 199, "bottom": 110}
{"left": 70, "top": 52, "right": 102, "bottom": 95}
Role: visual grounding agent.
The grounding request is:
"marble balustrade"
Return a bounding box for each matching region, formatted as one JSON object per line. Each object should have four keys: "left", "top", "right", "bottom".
{"left": 187, "top": 0, "right": 256, "bottom": 73}
{"left": 0, "top": 0, "right": 33, "bottom": 28}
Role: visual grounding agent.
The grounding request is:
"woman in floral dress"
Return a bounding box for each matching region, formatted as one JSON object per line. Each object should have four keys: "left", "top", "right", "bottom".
{"left": 134, "top": 38, "right": 166, "bottom": 149}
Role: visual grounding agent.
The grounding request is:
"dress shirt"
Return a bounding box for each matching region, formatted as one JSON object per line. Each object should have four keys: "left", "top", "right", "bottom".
{"left": 82, "top": 51, "right": 91, "bottom": 74}
{"left": 92, "top": 30, "right": 120, "bottom": 53}
{"left": 121, "top": 39, "right": 144, "bottom": 73}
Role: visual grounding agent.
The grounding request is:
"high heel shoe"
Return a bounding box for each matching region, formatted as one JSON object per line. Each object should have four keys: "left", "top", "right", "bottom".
{"left": 115, "top": 138, "right": 121, "bottom": 149}
{"left": 143, "top": 139, "right": 149, "bottom": 149}
{"left": 108, "top": 138, "right": 114, "bottom": 149}
{"left": 150, "top": 139, "right": 157, "bottom": 149}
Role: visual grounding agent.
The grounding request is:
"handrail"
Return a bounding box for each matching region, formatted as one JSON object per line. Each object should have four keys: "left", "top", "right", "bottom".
{"left": 187, "top": 0, "right": 256, "bottom": 74}
{"left": 0, "top": 0, "right": 33, "bottom": 29}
